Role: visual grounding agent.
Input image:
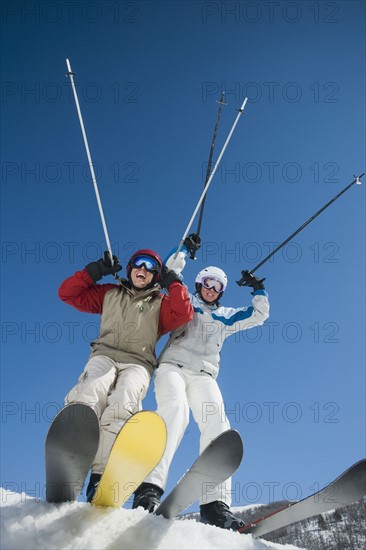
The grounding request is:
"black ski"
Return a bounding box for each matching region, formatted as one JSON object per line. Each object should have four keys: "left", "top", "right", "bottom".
{"left": 45, "top": 403, "right": 99, "bottom": 503}
{"left": 155, "top": 430, "right": 243, "bottom": 519}
{"left": 239, "top": 458, "right": 366, "bottom": 538}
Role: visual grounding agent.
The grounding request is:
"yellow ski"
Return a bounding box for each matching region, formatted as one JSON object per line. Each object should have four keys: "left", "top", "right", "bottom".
{"left": 92, "top": 411, "right": 166, "bottom": 508}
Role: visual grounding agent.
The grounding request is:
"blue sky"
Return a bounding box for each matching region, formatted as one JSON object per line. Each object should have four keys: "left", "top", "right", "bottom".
{"left": 1, "top": 1, "right": 365, "bottom": 511}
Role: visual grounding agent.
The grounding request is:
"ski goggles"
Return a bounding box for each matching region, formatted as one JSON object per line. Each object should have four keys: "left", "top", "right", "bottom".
{"left": 130, "top": 255, "right": 160, "bottom": 273}
{"left": 201, "top": 277, "right": 224, "bottom": 293}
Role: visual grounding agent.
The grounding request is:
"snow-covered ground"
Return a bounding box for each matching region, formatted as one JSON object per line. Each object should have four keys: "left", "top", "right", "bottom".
{"left": 0, "top": 489, "right": 302, "bottom": 550}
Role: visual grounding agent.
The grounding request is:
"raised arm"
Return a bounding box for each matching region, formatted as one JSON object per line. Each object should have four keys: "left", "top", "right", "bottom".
{"left": 58, "top": 269, "right": 116, "bottom": 314}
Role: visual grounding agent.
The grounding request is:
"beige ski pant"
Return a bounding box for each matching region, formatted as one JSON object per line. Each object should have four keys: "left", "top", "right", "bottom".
{"left": 65, "top": 355, "right": 150, "bottom": 473}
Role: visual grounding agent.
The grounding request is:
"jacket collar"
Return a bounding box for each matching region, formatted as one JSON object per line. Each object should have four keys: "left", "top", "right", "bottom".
{"left": 119, "top": 278, "right": 160, "bottom": 299}
{"left": 193, "top": 292, "right": 219, "bottom": 311}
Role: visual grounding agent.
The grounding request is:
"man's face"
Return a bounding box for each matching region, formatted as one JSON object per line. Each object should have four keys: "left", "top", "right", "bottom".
{"left": 130, "top": 266, "right": 154, "bottom": 289}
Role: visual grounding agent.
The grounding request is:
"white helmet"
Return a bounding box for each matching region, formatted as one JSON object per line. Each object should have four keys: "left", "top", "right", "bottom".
{"left": 195, "top": 266, "right": 228, "bottom": 293}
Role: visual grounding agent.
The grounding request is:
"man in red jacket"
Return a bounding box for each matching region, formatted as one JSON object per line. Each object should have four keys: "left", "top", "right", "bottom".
{"left": 58, "top": 249, "right": 193, "bottom": 502}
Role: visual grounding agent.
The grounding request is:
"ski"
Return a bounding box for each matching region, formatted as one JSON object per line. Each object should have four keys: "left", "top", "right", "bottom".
{"left": 155, "top": 429, "right": 243, "bottom": 519}
{"left": 45, "top": 403, "right": 99, "bottom": 503}
{"left": 92, "top": 411, "right": 166, "bottom": 507}
{"left": 239, "top": 458, "right": 366, "bottom": 538}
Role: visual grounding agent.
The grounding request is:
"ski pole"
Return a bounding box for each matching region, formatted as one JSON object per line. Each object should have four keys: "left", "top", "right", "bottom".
{"left": 66, "top": 58, "right": 115, "bottom": 267}
{"left": 174, "top": 96, "right": 248, "bottom": 263}
{"left": 237, "top": 173, "right": 364, "bottom": 285}
{"left": 190, "top": 93, "right": 227, "bottom": 260}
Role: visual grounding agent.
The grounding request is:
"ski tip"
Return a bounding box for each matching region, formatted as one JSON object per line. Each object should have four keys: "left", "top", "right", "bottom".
{"left": 238, "top": 523, "right": 255, "bottom": 535}
{"left": 227, "top": 429, "right": 243, "bottom": 441}
{"left": 218, "top": 429, "right": 244, "bottom": 462}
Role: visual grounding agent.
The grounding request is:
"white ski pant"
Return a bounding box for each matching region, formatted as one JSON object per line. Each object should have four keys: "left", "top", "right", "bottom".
{"left": 65, "top": 355, "right": 150, "bottom": 473}
{"left": 145, "top": 363, "right": 232, "bottom": 506}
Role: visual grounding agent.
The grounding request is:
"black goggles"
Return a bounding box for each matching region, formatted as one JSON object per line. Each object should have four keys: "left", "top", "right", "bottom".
{"left": 130, "top": 255, "right": 160, "bottom": 273}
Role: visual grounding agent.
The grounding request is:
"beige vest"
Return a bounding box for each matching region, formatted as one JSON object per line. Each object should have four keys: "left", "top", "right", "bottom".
{"left": 89, "top": 282, "right": 163, "bottom": 376}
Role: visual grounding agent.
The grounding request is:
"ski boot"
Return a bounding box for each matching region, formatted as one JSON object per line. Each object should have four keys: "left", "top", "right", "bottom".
{"left": 86, "top": 473, "right": 102, "bottom": 503}
{"left": 200, "top": 500, "right": 245, "bottom": 530}
{"left": 132, "top": 482, "right": 164, "bottom": 513}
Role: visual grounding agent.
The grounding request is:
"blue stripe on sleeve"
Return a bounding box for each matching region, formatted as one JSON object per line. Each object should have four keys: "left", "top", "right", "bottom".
{"left": 252, "top": 289, "right": 268, "bottom": 297}
{"left": 212, "top": 307, "right": 254, "bottom": 326}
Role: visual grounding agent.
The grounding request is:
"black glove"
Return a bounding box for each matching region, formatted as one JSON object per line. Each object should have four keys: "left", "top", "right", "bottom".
{"left": 160, "top": 265, "right": 182, "bottom": 289}
{"left": 239, "top": 270, "right": 266, "bottom": 292}
{"left": 85, "top": 251, "right": 122, "bottom": 282}
{"left": 183, "top": 233, "right": 201, "bottom": 256}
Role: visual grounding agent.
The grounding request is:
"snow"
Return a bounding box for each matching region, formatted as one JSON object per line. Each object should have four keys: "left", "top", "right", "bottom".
{"left": 0, "top": 489, "right": 303, "bottom": 550}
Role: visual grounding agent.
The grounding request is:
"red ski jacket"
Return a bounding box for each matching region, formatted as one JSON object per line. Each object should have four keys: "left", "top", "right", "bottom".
{"left": 58, "top": 269, "right": 193, "bottom": 374}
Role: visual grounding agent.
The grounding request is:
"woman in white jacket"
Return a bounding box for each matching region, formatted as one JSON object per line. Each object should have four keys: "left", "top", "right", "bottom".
{"left": 133, "top": 241, "right": 270, "bottom": 530}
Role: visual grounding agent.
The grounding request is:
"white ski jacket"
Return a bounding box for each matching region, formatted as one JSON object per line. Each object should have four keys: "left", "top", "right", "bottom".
{"left": 158, "top": 289, "right": 270, "bottom": 379}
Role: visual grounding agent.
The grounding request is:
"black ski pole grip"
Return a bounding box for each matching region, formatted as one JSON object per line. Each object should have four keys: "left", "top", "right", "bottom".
{"left": 236, "top": 269, "right": 250, "bottom": 286}
{"left": 189, "top": 244, "right": 200, "bottom": 260}
{"left": 236, "top": 272, "right": 245, "bottom": 286}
